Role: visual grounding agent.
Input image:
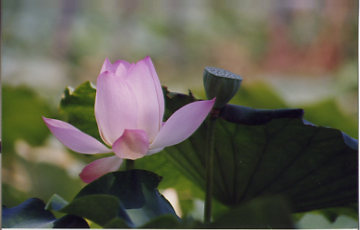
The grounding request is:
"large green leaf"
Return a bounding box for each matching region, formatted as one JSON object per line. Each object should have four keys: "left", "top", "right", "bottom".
{"left": 61, "top": 194, "right": 131, "bottom": 227}
{"left": 162, "top": 89, "right": 358, "bottom": 213}
{"left": 207, "top": 196, "right": 294, "bottom": 228}
{"left": 59, "top": 169, "right": 179, "bottom": 227}
{"left": 59, "top": 81, "right": 101, "bottom": 142}
{"left": 2, "top": 198, "right": 89, "bottom": 228}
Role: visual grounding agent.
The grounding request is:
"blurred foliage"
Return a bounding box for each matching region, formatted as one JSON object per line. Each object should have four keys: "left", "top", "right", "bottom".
{"left": 230, "top": 82, "right": 288, "bottom": 109}
{"left": 301, "top": 99, "right": 358, "bottom": 139}
{"left": 22, "top": 161, "right": 83, "bottom": 204}
{"left": 2, "top": 159, "right": 83, "bottom": 209}
{"left": 2, "top": 84, "right": 83, "bottom": 209}
{"left": 3, "top": 0, "right": 357, "bottom": 94}
{"left": 2, "top": 184, "right": 28, "bottom": 208}
{"left": 2, "top": 85, "right": 53, "bottom": 153}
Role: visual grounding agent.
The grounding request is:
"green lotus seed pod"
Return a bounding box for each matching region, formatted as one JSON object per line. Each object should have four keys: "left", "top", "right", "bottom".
{"left": 203, "top": 67, "right": 242, "bottom": 109}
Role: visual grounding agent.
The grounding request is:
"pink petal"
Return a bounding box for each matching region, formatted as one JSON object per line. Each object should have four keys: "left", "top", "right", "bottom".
{"left": 112, "top": 129, "right": 149, "bottom": 160}
{"left": 43, "top": 117, "right": 111, "bottom": 154}
{"left": 149, "top": 99, "right": 215, "bottom": 150}
{"left": 113, "top": 60, "right": 132, "bottom": 77}
{"left": 79, "top": 155, "right": 123, "bottom": 183}
{"left": 100, "top": 58, "right": 115, "bottom": 74}
{"left": 143, "top": 56, "right": 164, "bottom": 121}
{"left": 95, "top": 71, "right": 138, "bottom": 146}
{"left": 125, "top": 56, "right": 164, "bottom": 142}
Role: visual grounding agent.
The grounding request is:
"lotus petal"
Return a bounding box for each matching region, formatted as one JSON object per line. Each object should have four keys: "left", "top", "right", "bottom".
{"left": 150, "top": 99, "right": 215, "bottom": 150}
{"left": 79, "top": 155, "right": 123, "bottom": 183}
{"left": 113, "top": 129, "right": 150, "bottom": 160}
{"left": 95, "top": 71, "right": 138, "bottom": 145}
{"left": 43, "top": 117, "right": 111, "bottom": 154}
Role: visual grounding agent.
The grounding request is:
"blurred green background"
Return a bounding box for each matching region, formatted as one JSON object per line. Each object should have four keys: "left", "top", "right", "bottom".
{"left": 2, "top": 0, "right": 358, "bottom": 228}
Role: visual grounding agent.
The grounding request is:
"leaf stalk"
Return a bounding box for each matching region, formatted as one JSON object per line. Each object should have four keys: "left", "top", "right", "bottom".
{"left": 126, "top": 159, "right": 135, "bottom": 171}
{"left": 204, "top": 108, "right": 218, "bottom": 223}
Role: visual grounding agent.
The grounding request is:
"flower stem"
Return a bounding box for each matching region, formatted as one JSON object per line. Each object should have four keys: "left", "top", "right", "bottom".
{"left": 126, "top": 159, "right": 135, "bottom": 170}
{"left": 204, "top": 109, "right": 218, "bottom": 224}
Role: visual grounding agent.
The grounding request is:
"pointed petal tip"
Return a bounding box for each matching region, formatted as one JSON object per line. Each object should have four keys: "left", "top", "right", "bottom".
{"left": 138, "top": 56, "right": 153, "bottom": 66}
{"left": 100, "top": 58, "right": 115, "bottom": 74}
{"left": 144, "top": 56, "right": 154, "bottom": 65}
{"left": 209, "top": 97, "right": 216, "bottom": 104}
{"left": 42, "top": 116, "right": 52, "bottom": 128}
{"left": 43, "top": 116, "right": 61, "bottom": 127}
{"left": 197, "top": 97, "right": 216, "bottom": 109}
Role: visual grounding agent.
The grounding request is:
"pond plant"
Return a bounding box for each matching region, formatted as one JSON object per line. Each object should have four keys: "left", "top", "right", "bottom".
{"left": 3, "top": 56, "right": 358, "bottom": 228}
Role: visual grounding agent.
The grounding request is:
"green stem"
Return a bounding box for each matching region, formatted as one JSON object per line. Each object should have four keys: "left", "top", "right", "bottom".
{"left": 204, "top": 109, "right": 218, "bottom": 224}
{"left": 126, "top": 159, "right": 135, "bottom": 171}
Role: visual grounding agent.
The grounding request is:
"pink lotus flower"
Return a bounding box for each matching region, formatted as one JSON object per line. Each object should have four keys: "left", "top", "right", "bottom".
{"left": 43, "top": 57, "right": 215, "bottom": 183}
